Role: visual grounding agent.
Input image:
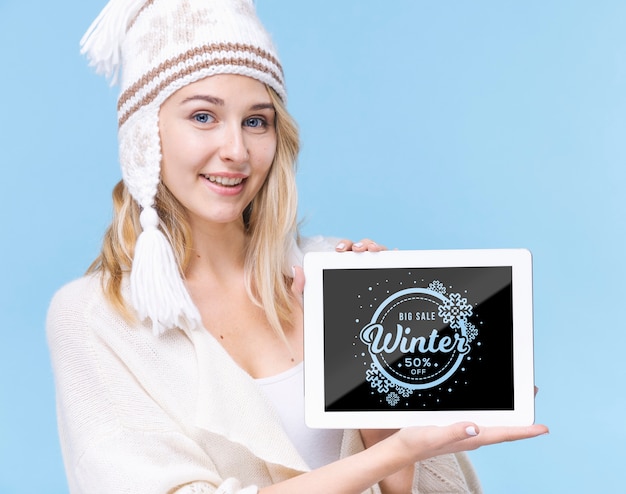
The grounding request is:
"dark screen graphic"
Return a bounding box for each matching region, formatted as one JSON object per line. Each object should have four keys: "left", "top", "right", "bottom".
{"left": 322, "top": 267, "right": 514, "bottom": 411}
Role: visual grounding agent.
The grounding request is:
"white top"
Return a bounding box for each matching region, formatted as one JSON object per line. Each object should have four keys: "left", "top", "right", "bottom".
{"left": 256, "top": 363, "right": 343, "bottom": 469}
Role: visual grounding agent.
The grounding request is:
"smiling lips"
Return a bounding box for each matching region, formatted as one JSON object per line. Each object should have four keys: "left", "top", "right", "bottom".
{"left": 203, "top": 174, "right": 246, "bottom": 187}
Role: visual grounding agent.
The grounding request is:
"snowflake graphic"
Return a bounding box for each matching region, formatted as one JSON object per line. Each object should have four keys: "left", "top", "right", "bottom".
{"left": 438, "top": 293, "right": 473, "bottom": 329}
{"left": 466, "top": 322, "right": 479, "bottom": 342}
{"left": 366, "top": 364, "right": 392, "bottom": 393}
{"left": 395, "top": 385, "right": 413, "bottom": 398}
{"left": 386, "top": 392, "right": 400, "bottom": 406}
{"left": 428, "top": 280, "right": 447, "bottom": 294}
{"left": 136, "top": 0, "right": 216, "bottom": 64}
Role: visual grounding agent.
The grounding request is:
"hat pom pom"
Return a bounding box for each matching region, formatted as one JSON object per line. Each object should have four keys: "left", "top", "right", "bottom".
{"left": 130, "top": 206, "right": 202, "bottom": 335}
{"left": 79, "top": 0, "right": 148, "bottom": 84}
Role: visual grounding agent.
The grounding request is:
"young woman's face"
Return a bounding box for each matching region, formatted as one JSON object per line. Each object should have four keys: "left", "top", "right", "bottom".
{"left": 159, "top": 74, "right": 277, "bottom": 230}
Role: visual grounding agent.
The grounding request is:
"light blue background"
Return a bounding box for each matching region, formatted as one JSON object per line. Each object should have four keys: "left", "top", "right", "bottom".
{"left": 1, "top": 1, "right": 624, "bottom": 492}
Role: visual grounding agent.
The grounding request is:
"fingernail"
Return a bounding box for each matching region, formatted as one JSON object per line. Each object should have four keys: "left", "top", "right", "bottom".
{"left": 336, "top": 242, "right": 346, "bottom": 250}
{"left": 354, "top": 242, "right": 363, "bottom": 248}
{"left": 291, "top": 266, "right": 296, "bottom": 277}
{"left": 465, "top": 426, "right": 478, "bottom": 437}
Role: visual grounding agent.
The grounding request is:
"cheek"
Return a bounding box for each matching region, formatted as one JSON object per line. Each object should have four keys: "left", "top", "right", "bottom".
{"left": 159, "top": 138, "right": 193, "bottom": 191}
{"left": 159, "top": 134, "right": 177, "bottom": 180}
{"left": 258, "top": 140, "right": 277, "bottom": 171}
{"left": 160, "top": 128, "right": 203, "bottom": 179}
{"left": 159, "top": 156, "right": 174, "bottom": 186}
{"left": 159, "top": 126, "right": 178, "bottom": 177}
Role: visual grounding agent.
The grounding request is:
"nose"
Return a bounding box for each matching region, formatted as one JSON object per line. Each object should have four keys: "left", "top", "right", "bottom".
{"left": 219, "top": 122, "right": 249, "bottom": 164}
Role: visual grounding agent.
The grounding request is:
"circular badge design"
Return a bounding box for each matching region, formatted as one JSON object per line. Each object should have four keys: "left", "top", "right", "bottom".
{"left": 360, "top": 286, "right": 473, "bottom": 393}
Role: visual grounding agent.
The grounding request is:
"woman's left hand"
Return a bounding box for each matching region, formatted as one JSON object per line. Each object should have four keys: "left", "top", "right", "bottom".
{"left": 335, "top": 238, "right": 387, "bottom": 252}
{"left": 290, "top": 238, "right": 386, "bottom": 308}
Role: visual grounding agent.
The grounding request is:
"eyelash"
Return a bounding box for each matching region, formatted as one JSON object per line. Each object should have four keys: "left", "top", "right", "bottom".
{"left": 244, "top": 117, "right": 267, "bottom": 128}
{"left": 193, "top": 112, "right": 214, "bottom": 124}
{"left": 190, "top": 113, "right": 270, "bottom": 129}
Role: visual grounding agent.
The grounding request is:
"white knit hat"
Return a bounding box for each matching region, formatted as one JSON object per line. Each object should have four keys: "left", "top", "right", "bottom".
{"left": 80, "top": 0, "right": 286, "bottom": 335}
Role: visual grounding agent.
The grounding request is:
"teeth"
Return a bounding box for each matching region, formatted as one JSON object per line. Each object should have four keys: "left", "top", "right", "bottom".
{"left": 205, "top": 175, "right": 244, "bottom": 186}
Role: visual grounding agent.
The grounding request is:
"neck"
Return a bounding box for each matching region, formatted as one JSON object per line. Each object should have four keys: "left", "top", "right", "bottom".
{"left": 185, "top": 219, "right": 248, "bottom": 283}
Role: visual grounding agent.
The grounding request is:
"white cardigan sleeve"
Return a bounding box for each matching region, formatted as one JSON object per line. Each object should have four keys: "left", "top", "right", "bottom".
{"left": 47, "top": 277, "right": 260, "bottom": 494}
{"left": 174, "top": 480, "right": 257, "bottom": 493}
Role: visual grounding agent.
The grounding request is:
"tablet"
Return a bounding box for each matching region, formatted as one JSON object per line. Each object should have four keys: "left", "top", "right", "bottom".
{"left": 303, "top": 248, "right": 535, "bottom": 428}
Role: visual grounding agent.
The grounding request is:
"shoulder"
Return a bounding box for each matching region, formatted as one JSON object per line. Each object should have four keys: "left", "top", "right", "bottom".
{"left": 46, "top": 274, "right": 123, "bottom": 346}
{"left": 289, "top": 235, "right": 339, "bottom": 266}
{"left": 47, "top": 274, "right": 104, "bottom": 325}
{"left": 298, "top": 235, "right": 341, "bottom": 254}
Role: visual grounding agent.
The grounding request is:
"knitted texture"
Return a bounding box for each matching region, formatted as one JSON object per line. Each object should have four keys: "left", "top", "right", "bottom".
{"left": 416, "top": 455, "right": 482, "bottom": 493}
{"left": 47, "top": 237, "right": 483, "bottom": 493}
{"left": 81, "top": 0, "right": 285, "bottom": 333}
{"left": 175, "top": 480, "right": 257, "bottom": 493}
{"left": 48, "top": 274, "right": 482, "bottom": 494}
{"left": 118, "top": 0, "right": 286, "bottom": 127}
{"left": 117, "top": 105, "right": 160, "bottom": 209}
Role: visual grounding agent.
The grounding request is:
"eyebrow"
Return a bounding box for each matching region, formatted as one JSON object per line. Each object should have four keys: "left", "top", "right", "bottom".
{"left": 181, "top": 95, "right": 224, "bottom": 105}
{"left": 250, "top": 103, "right": 275, "bottom": 111}
{"left": 180, "top": 95, "right": 274, "bottom": 112}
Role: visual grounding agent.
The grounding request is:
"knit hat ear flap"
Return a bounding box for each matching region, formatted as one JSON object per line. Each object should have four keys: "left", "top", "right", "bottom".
{"left": 119, "top": 108, "right": 202, "bottom": 335}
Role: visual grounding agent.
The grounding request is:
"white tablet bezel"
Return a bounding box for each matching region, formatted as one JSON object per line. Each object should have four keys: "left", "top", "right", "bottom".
{"left": 303, "top": 248, "right": 535, "bottom": 428}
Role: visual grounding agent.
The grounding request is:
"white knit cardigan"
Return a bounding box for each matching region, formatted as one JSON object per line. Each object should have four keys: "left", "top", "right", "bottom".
{"left": 47, "top": 236, "right": 482, "bottom": 494}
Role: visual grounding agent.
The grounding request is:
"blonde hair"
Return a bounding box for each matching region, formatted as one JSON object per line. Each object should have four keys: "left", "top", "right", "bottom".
{"left": 88, "top": 86, "right": 300, "bottom": 337}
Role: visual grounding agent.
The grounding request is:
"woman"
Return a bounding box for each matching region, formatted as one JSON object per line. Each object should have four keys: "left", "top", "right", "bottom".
{"left": 47, "top": 0, "right": 548, "bottom": 492}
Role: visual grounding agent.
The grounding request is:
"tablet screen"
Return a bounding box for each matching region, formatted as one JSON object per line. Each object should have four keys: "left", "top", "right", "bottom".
{"left": 322, "top": 266, "right": 514, "bottom": 412}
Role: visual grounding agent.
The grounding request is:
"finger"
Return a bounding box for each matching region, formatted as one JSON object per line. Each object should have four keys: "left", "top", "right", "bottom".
{"left": 447, "top": 422, "right": 481, "bottom": 442}
{"left": 367, "top": 241, "right": 387, "bottom": 252}
{"left": 397, "top": 422, "right": 481, "bottom": 457}
{"left": 432, "top": 423, "right": 548, "bottom": 457}
{"left": 351, "top": 239, "right": 369, "bottom": 252}
{"left": 469, "top": 424, "right": 550, "bottom": 447}
{"left": 352, "top": 238, "right": 385, "bottom": 252}
{"left": 291, "top": 265, "right": 305, "bottom": 307}
{"left": 396, "top": 421, "right": 549, "bottom": 465}
{"left": 430, "top": 422, "right": 481, "bottom": 445}
{"left": 335, "top": 239, "right": 354, "bottom": 252}
{"left": 335, "top": 238, "right": 387, "bottom": 252}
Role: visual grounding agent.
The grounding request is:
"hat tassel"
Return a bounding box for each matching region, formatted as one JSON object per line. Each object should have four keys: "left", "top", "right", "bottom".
{"left": 130, "top": 206, "right": 202, "bottom": 335}
{"left": 80, "top": 0, "right": 149, "bottom": 84}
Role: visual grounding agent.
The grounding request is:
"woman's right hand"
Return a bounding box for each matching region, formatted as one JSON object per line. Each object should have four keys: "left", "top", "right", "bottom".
{"left": 359, "top": 420, "right": 547, "bottom": 493}
{"left": 260, "top": 421, "right": 548, "bottom": 494}
{"left": 391, "top": 421, "right": 549, "bottom": 464}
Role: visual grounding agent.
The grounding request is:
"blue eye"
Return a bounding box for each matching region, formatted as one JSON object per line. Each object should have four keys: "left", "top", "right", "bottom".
{"left": 244, "top": 117, "right": 266, "bottom": 128}
{"left": 193, "top": 113, "right": 214, "bottom": 124}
